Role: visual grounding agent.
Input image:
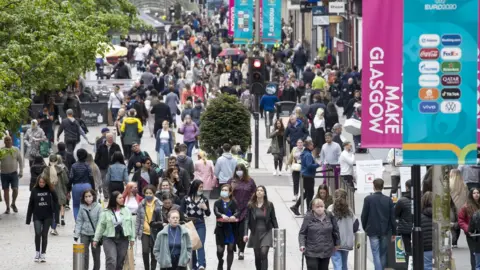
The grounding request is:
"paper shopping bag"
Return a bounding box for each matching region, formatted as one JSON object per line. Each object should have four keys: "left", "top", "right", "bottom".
{"left": 184, "top": 221, "right": 202, "bottom": 250}
{"left": 123, "top": 247, "right": 135, "bottom": 270}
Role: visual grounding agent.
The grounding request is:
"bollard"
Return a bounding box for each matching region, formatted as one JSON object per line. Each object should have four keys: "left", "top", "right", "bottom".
{"left": 354, "top": 231, "right": 367, "bottom": 270}
{"left": 327, "top": 168, "right": 335, "bottom": 197}
{"left": 73, "top": 243, "right": 85, "bottom": 270}
{"left": 20, "top": 132, "right": 24, "bottom": 160}
{"left": 299, "top": 175, "right": 305, "bottom": 217}
{"left": 273, "top": 229, "right": 286, "bottom": 270}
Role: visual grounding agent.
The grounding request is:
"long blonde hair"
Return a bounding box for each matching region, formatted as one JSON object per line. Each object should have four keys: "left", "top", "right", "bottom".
{"left": 198, "top": 150, "right": 207, "bottom": 165}
{"left": 450, "top": 169, "right": 468, "bottom": 212}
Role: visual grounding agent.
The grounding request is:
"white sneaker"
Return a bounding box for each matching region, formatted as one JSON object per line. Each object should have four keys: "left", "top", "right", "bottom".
{"left": 50, "top": 229, "right": 58, "bottom": 236}
{"left": 278, "top": 171, "right": 282, "bottom": 176}
{"left": 34, "top": 252, "right": 40, "bottom": 262}
{"left": 273, "top": 171, "right": 277, "bottom": 176}
{"left": 292, "top": 195, "right": 298, "bottom": 202}
{"left": 40, "top": 253, "right": 46, "bottom": 262}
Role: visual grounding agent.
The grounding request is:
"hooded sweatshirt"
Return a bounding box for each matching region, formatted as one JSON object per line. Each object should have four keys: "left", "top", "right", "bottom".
{"left": 177, "top": 155, "right": 194, "bottom": 180}
{"left": 214, "top": 152, "right": 238, "bottom": 184}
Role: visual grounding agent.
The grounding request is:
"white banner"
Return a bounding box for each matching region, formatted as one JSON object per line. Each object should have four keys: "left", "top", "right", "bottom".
{"left": 399, "top": 166, "right": 427, "bottom": 192}
{"left": 356, "top": 160, "right": 384, "bottom": 193}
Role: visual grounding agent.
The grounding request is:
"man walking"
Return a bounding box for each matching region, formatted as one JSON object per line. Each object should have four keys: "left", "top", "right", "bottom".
{"left": 339, "top": 141, "right": 355, "bottom": 188}
{"left": 361, "top": 178, "right": 396, "bottom": 270}
{"left": 214, "top": 143, "right": 237, "bottom": 185}
{"left": 319, "top": 132, "right": 341, "bottom": 165}
{"left": 57, "top": 109, "right": 89, "bottom": 152}
{"left": 95, "top": 133, "right": 122, "bottom": 200}
{"left": 0, "top": 136, "right": 23, "bottom": 214}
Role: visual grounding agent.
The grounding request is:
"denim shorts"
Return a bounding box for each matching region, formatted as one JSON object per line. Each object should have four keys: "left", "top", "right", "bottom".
{"left": 1, "top": 172, "right": 19, "bottom": 189}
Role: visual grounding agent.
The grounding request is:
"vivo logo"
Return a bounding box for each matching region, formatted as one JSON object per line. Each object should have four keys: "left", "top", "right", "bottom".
{"left": 419, "top": 75, "right": 440, "bottom": 87}
{"left": 419, "top": 61, "right": 440, "bottom": 74}
{"left": 441, "top": 47, "right": 462, "bottom": 60}
{"left": 419, "top": 101, "right": 439, "bottom": 114}
{"left": 419, "top": 34, "right": 440, "bottom": 47}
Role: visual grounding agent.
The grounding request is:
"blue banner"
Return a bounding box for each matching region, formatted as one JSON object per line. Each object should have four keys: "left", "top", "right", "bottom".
{"left": 402, "top": 0, "right": 478, "bottom": 165}
{"left": 233, "top": 0, "right": 254, "bottom": 44}
{"left": 262, "top": 0, "right": 281, "bottom": 44}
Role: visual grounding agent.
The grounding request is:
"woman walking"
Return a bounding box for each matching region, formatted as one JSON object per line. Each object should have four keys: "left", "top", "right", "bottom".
{"left": 314, "top": 185, "right": 334, "bottom": 209}
{"left": 153, "top": 209, "right": 192, "bottom": 270}
{"left": 155, "top": 120, "right": 175, "bottom": 170}
{"left": 42, "top": 154, "right": 69, "bottom": 234}
{"left": 269, "top": 120, "right": 285, "bottom": 176}
{"left": 86, "top": 154, "right": 103, "bottom": 200}
{"left": 136, "top": 185, "right": 164, "bottom": 270}
{"left": 106, "top": 151, "right": 128, "bottom": 195}
{"left": 299, "top": 198, "right": 340, "bottom": 270}
{"left": 181, "top": 179, "right": 211, "bottom": 270}
{"left": 26, "top": 176, "right": 59, "bottom": 262}
{"left": 327, "top": 189, "right": 359, "bottom": 270}
{"left": 159, "top": 192, "right": 186, "bottom": 223}
{"left": 25, "top": 119, "right": 48, "bottom": 166}
{"left": 243, "top": 186, "right": 279, "bottom": 270}
{"left": 450, "top": 168, "right": 468, "bottom": 247}
{"left": 178, "top": 114, "right": 199, "bottom": 157}
{"left": 458, "top": 187, "right": 480, "bottom": 270}
{"left": 227, "top": 164, "right": 257, "bottom": 260}
{"left": 287, "top": 139, "right": 304, "bottom": 202}
{"left": 312, "top": 108, "right": 326, "bottom": 150}
{"left": 123, "top": 182, "right": 142, "bottom": 215}
{"left": 194, "top": 151, "right": 216, "bottom": 198}
{"left": 156, "top": 179, "right": 180, "bottom": 205}
{"left": 74, "top": 189, "right": 102, "bottom": 270}
{"left": 93, "top": 191, "right": 136, "bottom": 269}
{"left": 214, "top": 184, "right": 239, "bottom": 270}
{"left": 132, "top": 157, "right": 159, "bottom": 197}
{"left": 69, "top": 149, "right": 96, "bottom": 220}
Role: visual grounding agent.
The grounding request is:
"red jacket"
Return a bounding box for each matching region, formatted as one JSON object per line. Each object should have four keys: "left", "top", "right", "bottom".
{"left": 458, "top": 205, "right": 471, "bottom": 233}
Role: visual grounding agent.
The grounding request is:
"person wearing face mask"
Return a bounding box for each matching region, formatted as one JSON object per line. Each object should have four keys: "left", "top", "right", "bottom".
{"left": 123, "top": 182, "right": 142, "bottom": 215}
{"left": 180, "top": 180, "right": 211, "bottom": 270}
{"left": 299, "top": 198, "right": 340, "bottom": 270}
{"left": 74, "top": 189, "right": 102, "bottom": 270}
{"left": 93, "top": 191, "right": 136, "bottom": 269}
{"left": 243, "top": 186, "right": 278, "bottom": 270}
{"left": 178, "top": 115, "right": 200, "bottom": 157}
{"left": 136, "top": 185, "right": 164, "bottom": 270}
{"left": 339, "top": 141, "right": 355, "bottom": 188}
{"left": 214, "top": 184, "right": 239, "bottom": 270}
{"left": 153, "top": 210, "right": 192, "bottom": 270}
{"left": 227, "top": 164, "right": 256, "bottom": 260}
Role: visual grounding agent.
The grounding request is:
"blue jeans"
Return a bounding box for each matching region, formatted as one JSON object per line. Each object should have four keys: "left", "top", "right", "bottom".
{"left": 192, "top": 221, "right": 206, "bottom": 269}
{"left": 111, "top": 108, "right": 119, "bottom": 122}
{"left": 424, "top": 250, "right": 433, "bottom": 270}
{"left": 369, "top": 235, "right": 389, "bottom": 270}
{"left": 72, "top": 183, "right": 92, "bottom": 220}
{"left": 157, "top": 143, "right": 171, "bottom": 170}
{"left": 185, "top": 141, "right": 196, "bottom": 157}
{"left": 475, "top": 253, "right": 480, "bottom": 270}
{"left": 331, "top": 250, "right": 349, "bottom": 270}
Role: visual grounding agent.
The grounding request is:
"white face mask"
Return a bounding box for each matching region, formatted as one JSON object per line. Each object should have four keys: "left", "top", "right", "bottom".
{"left": 236, "top": 170, "right": 244, "bottom": 178}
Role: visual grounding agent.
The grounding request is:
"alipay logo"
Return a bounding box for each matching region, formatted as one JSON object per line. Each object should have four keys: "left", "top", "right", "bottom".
{"left": 425, "top": 0, "right": 457, "bottom": 10}
{"left": 419, "top": 34, "right": 440, "bottom": 47}
{"left": 419, "top": 61, "right": 440, "bottom": 74}
{"left": 441, "top": 48, "right": 462, "bottom": 60}
{"left": 419, "top": 75, "right": 440, "bottom": 87}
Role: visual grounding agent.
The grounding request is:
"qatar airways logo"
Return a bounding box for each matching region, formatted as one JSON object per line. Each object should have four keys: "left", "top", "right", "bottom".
{"left": 425, "top": 0, "right": 457, "bottom": 10}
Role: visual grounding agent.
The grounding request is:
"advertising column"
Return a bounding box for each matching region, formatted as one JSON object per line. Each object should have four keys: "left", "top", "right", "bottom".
{"left": 402, "top": 0, "right": 478, "bottom": 165}
{"left": 233, "top": 0, "right": 254, "bottom": 44}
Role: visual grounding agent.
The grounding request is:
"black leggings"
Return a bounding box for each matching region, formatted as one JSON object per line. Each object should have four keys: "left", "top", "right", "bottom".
{"left": 273, "top": 155, "right": 283, "bottom": 171}
{"left": 236, "top": 219, "right": 247, "bottom": 253}
{"left": 142, "top": 234, "right": 157, "bottom": 270}
{"left": 217, "top": 244, "right": 235, "bottom": 270}
{"left": 34, "top": 218, "right": 53, "bottom": 253}
{"left": 292, "top": 171, "right": 300, "bottom": 196}
{"left": 305, "top": 256, "right": 330, "bottom": 270}
{"left": 294, "top": 176, "right": 315, "bottom": 210}
{"left": 253, "top": 246, "right": 269, "bottom": 270}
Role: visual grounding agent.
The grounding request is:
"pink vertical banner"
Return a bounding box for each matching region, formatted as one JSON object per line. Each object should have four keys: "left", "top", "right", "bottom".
{"left": 228, "top": 0, "right": 234, "bottom": 36}
{"left": 361, "top": 0, "right": 403, "bottom": 148}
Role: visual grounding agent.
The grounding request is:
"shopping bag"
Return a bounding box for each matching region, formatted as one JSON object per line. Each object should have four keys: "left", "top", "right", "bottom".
{"left": 123, "top": 247, "right": 135, "bottom": 270}
{"left": 184, "top": 221, "right": 202, "bottom": 250}
{"left": 343, "top": 118, "right": 361, "bottom": 136}
{"left": 40, "top": 141, "right": 50, "bottom": 158}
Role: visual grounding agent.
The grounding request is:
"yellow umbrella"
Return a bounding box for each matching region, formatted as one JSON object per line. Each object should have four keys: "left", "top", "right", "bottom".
{"left": 96, "top": 45, "right": 128, "bottom": 58}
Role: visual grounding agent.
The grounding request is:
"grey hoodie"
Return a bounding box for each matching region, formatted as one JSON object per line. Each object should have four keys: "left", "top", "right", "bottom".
{"left": 327, "top": 205, "right": 359, "bottom": 250}
{"left": 177, "top": 155, "right": 194, "bottom": 180}
{"left": 214, "top": 153, "right": 238, "bottom": 184}
{"left": 74, "top": 202, "right": 102, "bottom": 238}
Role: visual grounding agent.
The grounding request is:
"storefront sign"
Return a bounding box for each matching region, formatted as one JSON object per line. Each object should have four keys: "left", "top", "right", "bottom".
{"left": 328, "top": 2, "right": 345, "bottom": 13}
{"left": 31, "top": 103, "right": 109, "bottom": 127}
{"left": 402, "top": 0, "right": 478, "bottom": 165}
{"left": 355, "top": 160, "right": 384, "bottom": 194}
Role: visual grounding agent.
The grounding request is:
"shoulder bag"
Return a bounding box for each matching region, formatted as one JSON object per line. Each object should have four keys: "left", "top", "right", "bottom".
{"left": 84, "top": 209, "right": 102, "bottom": 246}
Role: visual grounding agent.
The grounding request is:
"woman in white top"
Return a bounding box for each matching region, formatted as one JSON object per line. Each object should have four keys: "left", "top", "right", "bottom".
{"left": 122, "top": 182, "right": 141, "bottom": 215}
{"left": 108, "top": 86, "right": 124, "bottom": 123}
{"left": 312, "top": 108, "right": 326, "bottom": 151}
{"left": 155, "top": 120, "right": 175, "bottom": 170}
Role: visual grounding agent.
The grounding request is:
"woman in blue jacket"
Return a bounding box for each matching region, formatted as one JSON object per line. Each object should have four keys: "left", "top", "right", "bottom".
{"left": 290, "top": 140, "right": 319, "bottom": 216}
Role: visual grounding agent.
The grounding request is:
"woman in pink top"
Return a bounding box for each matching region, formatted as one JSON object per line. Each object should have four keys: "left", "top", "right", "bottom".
{"left": 194, "top": 151, "right": 216, "bottom": 198}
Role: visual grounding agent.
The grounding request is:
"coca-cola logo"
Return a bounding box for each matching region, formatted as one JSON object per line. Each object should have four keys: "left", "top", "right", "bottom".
{"left": 420, "top": 48, "right": 440, "bottom": 60}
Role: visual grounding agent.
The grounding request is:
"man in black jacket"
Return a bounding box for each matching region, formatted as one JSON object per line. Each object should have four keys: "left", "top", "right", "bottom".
{"left": 395, "top": 179, "right": 412, "bottom": 264}
{"left": 95, "top": 133, "right": 122, "bottom": 199}
{"left": 151, "top": 98, "right": 173, "bottom": 135}
{"left": 361, "top": 178, "right": 396, "bottom": 270}
{"left": 302, "top": 66, "right": 315, "bottom": 86}
{"left": 127, "top": 143, "right": 150, "bottom": 174}
{"left": 293, "top": 47, "right": 308, "bottom": 79}
{"left": 57, "top": 109, "right": 88, "bottom": 152}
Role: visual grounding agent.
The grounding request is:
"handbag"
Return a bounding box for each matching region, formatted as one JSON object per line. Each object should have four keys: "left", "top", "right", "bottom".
{"left": 85, "top": 209, "right": 102, "bottom": 246}
{"left": 184, "top": 221, "right": 202, "bottom": 250}
{"left": 291, "top": 163, "right": 302, "bottom": 172}
{"left": 39, "top": 141, "right": 50, "bottom": 158}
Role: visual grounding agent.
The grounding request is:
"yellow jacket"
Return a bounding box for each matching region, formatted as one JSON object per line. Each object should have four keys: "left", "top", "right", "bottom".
{"left": 120, "top": 117, "right": 143, "bottom": 133}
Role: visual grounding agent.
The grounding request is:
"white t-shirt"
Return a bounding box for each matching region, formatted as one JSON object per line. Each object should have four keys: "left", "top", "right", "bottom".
{"left": 125, "top": 196, "right": 139, "bottom": 214}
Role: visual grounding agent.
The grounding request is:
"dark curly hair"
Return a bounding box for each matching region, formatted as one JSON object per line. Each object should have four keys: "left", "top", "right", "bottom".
{"left": 332, "top": 189, "right": 352, "bottom": 219}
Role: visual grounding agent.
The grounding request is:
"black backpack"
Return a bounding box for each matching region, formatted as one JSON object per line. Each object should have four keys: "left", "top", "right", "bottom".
{"left": 469, "top": 210, "right": 480, "bottom": 235}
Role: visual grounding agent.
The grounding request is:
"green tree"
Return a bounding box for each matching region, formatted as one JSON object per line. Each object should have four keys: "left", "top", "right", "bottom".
{"left": 199, "top": 94, "right": 251, "bottom": 160}
{"left": 0, "top": 0, "right": 140, "bottom": 157}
